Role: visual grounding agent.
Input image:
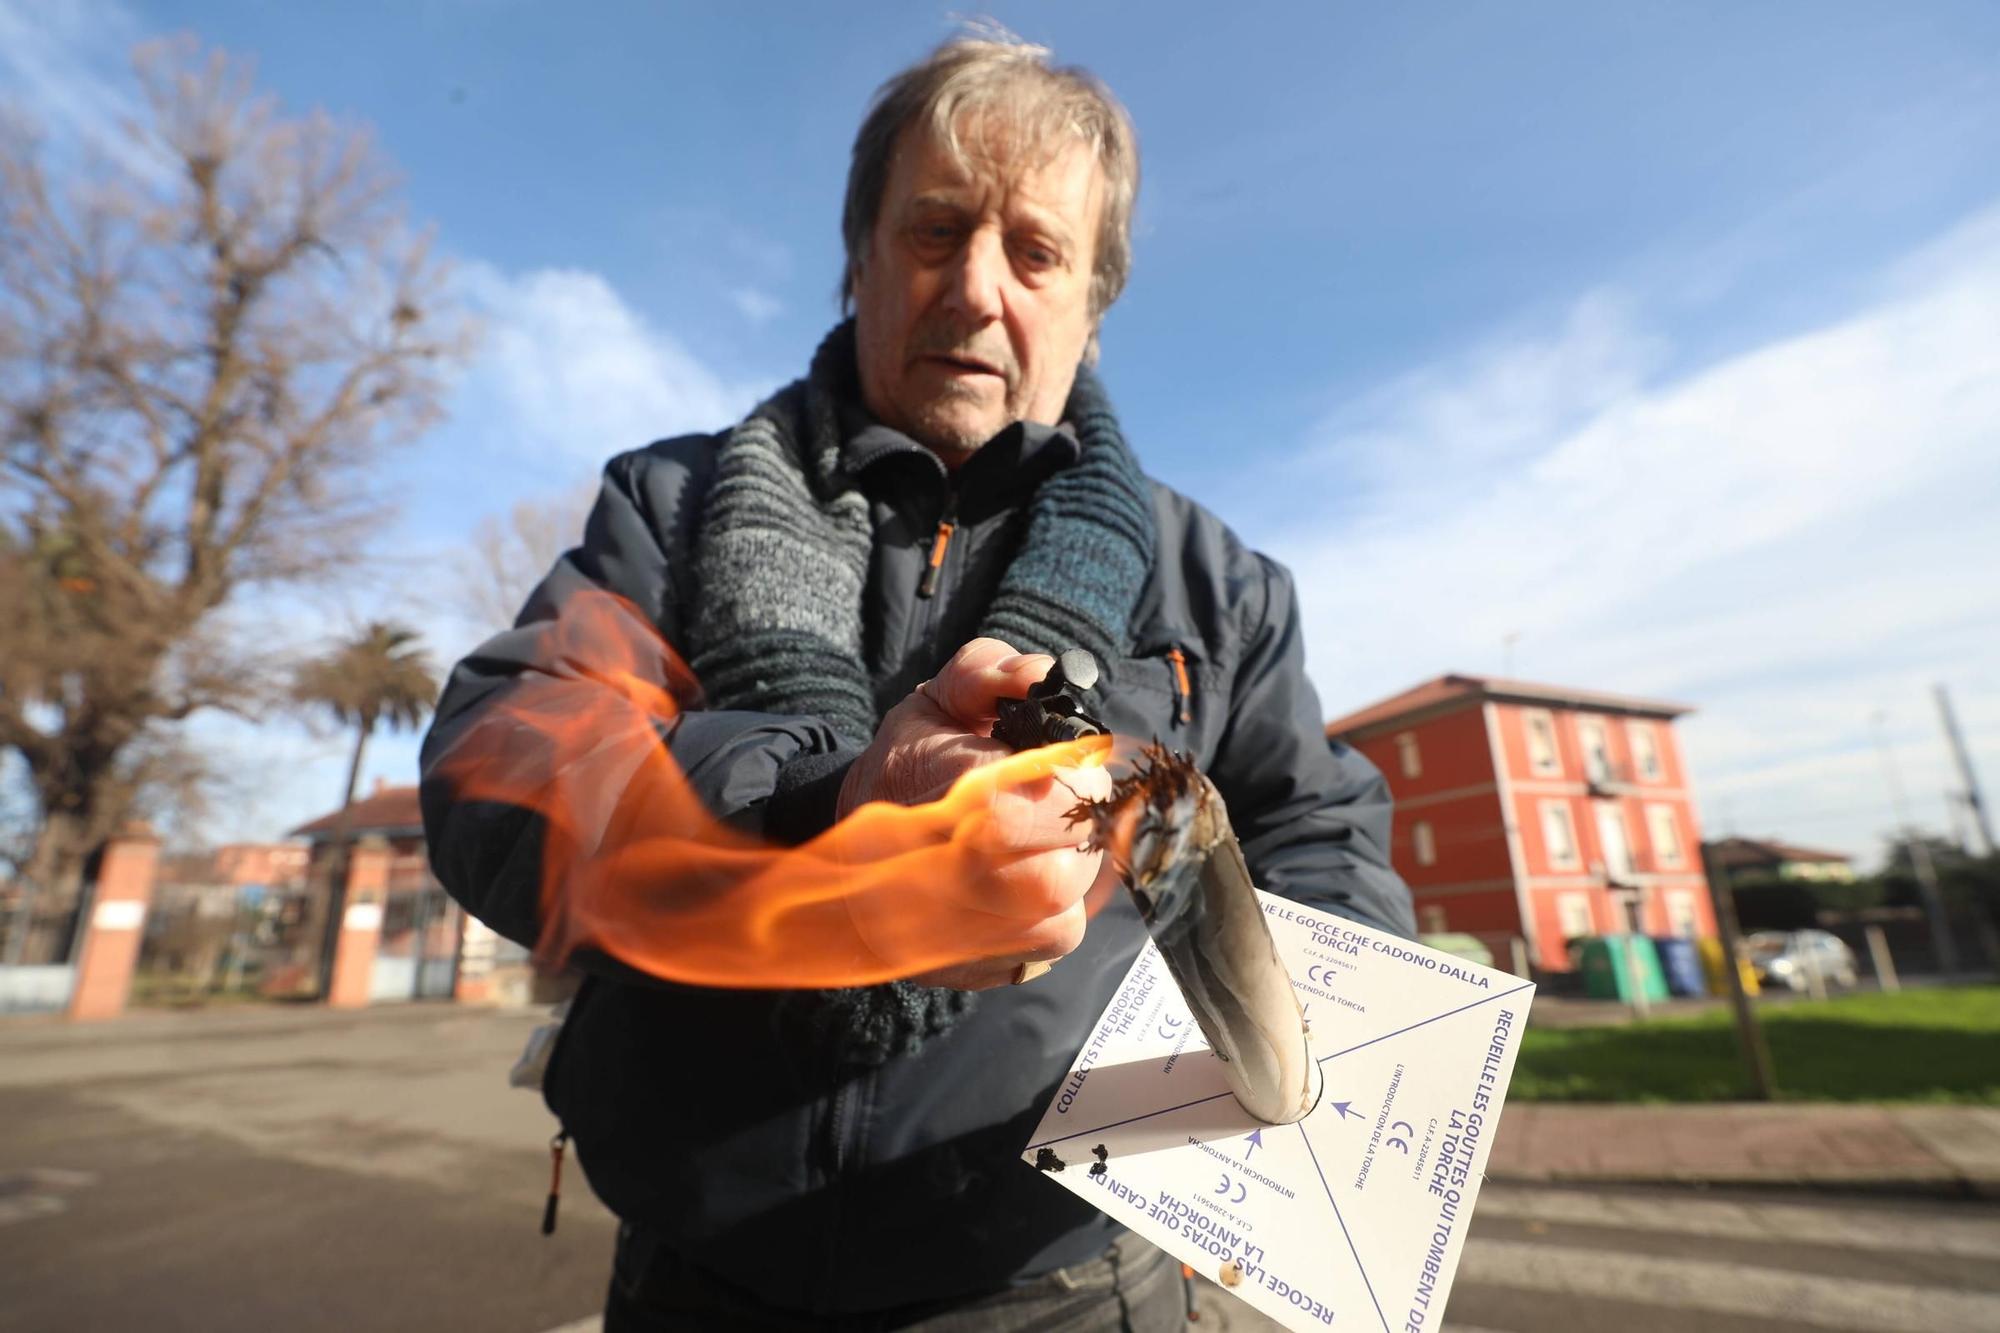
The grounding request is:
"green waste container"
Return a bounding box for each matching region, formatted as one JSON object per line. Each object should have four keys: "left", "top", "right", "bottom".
{"left": 1578, "top": 934, "right": 1670, "bottom": 1003}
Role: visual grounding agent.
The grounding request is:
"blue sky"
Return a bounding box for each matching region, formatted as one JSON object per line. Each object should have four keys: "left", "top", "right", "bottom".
{"left": 6, "top": 0, "right": 1998, "bottom": 864}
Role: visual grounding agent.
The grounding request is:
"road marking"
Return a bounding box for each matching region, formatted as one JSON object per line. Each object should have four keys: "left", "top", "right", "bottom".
{"left": 0, "top": 1195, "right": 66, "bottom": 1227}
{"left": 0, "top": 1167, "right": 96, "bottom": 1229}
{"left": 1477, "top": 1187, "right": 2000, "bottom": 1260}
{"left": 1458, "top": 1237, "right": 2000, "bottom": 1332}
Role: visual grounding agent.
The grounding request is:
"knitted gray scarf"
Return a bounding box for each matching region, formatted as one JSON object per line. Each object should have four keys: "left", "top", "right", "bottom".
{"left": 685, "top": 322, "right": 1155, "bottom": 1067}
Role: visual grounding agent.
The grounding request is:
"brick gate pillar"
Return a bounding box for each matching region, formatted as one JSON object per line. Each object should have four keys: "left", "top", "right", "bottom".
{"left": 68, "top": 823, "right": 162, "bottom": 1021}
{"left": 324, "top": 836, "right": 391, "bottom": 1008}
{"left": 454, "top": 915, "right": 498, "bottom": 1004}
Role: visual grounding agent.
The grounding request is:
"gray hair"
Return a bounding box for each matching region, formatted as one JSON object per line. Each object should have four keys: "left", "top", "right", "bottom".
{"left": 840, "top": 33, "right": 1140, "bottom": 344}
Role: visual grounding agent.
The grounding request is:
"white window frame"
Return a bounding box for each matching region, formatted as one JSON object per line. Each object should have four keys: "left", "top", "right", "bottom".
{"left": 1557, "top": 893, "right": 1594, "bottom": 941}
{"left": 1524, "top": 709, "right": 1561, "bottom": 776}
{"left": 1413, "top": 820, "right": 1437, "bottom": 867}
{"left": 1666, "top": 891, "right": 1699, "bottom": 938}
{"left": 1540, "top": 799, "right": 1580, "bottom": 870}
{"left": 1578, "top": 717, "right": 1612, "bottom": 784}
{"left": 1396, "top": 731, "right": 1422, "bottom": 780}
{"left": 1646, "top": 804, "right": 1684, "bottom": 868}
{"left": 1595, "top": 803, "right": 1636, "bottom": 879}
{"left": 1628, "top": 721, "right": 1663, "bottom": 782}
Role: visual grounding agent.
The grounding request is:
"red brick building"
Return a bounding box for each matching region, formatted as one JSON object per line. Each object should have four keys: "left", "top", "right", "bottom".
{"left": 1326, "top": 674, "right": 1717, "bottom": 972}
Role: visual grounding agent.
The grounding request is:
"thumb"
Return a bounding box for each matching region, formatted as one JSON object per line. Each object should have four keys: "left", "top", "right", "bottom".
{"left": 924, "top": 638, "right": 1053, "bottom": 728}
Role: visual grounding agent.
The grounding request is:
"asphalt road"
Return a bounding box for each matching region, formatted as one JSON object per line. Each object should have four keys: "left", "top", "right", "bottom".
{"left": 0, "top": 1005, "right": 617, "bottom": 1333}
{"left": 4, "top": 1003, "right": 1996, "bottom": 1332}
{"left": 1187, "top": 1180, "right": 2000, "bottom": 1333}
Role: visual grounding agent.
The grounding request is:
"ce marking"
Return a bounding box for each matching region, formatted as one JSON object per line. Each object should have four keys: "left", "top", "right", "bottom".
{"left": 1158, "top": 1014, "right": 1184, "bottom": 1041}
{"left": 1385, "top": 1120, "right": 1415, "bottom": 1154}
{"left": 1215, "top": 1173, "right": 1248, "bottom": 1204}
{"left": 1305, "top": 964, "right": 1341, "bottom": 984}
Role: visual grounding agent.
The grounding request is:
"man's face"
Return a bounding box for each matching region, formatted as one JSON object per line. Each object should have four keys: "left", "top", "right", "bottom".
{"left": 852, "top": 119, "right": 1104, "bottom": 465}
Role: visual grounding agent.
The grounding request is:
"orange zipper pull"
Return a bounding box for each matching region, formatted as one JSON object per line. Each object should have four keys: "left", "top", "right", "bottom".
{"left": 1166, "top": 646, "right": 1193, "bottom": 726}
{"left": 917, "top": 519, "right": 956, "bottom": 599}
{"left": 541, "top": 1130, "right": 567, "bottom": 1235}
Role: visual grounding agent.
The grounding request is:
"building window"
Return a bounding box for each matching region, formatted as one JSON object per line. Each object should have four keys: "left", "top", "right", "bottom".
{"left": 1396, "top": 731, "right": 1422, "bottom": 779}
{"left": 1667, "top": 891, "right": 1699, "bottom": 938}
{"left": 1540, "top": 800, "right": 1580, "bottom": 870}
{"left": 1578, "top": 717, "right": 1612, "bottom": 784}
{"left": 1420, "top": 904, "right": 1448, "bottom": 934}
{"left": 1595, "top": 804, "right": 1636, "bottom": 879}
{"left": 1525, "top": 709, "right": 1560, "bottom": 775}
{"left": 1413, "top": 820, "right": 1436, "bottom": 866}
{"left": 1646, "top": 804, "right": 1684, "bottom": 867}
{"left": 1557, "top": 893, "right": 1594, "bottom": 941}
{"left": 1629, "top": 722, "right": 1662, "bottom": 781}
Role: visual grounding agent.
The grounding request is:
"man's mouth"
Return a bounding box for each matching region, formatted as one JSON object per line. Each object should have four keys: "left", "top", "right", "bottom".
{"left": 923, "top": 353, "right": 1005, "bottom": 378}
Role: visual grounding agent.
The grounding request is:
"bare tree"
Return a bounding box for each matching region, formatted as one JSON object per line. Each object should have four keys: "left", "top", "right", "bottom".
{"left": 450, "top": 484, "right": 596, "bottom": 633}
{"left": 0, "top": 36, "right": 467, "bottom": 946}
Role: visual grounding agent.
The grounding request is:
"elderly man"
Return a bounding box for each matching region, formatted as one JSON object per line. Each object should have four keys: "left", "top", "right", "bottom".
{"left": 421, "top": 34, "right": 1413, "bottom": 1332}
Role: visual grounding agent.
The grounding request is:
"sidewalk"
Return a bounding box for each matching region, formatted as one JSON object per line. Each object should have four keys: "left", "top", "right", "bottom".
{"left": 1491, "top": 1102, "right": 2000, "bottom": 1197}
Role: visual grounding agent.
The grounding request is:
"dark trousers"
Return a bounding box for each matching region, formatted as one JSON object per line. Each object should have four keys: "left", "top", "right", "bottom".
{"left": 605, "top": 1225, "right": 1185, "bottom": 1332}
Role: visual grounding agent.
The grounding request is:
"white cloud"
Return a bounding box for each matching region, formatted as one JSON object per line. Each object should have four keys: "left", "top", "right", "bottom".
{"left": 1272, "top": 205, "right": 2000, "bottom": 865}
{"left": 0, "top": 0, "right": 172, "bottom": 182}
{"left": 457, "top": 262, "right": 769, "bottom": 464}
{"left": 1308, "top": 291, "right": 1669, "bottom": 498}
{"left": 729, "top": 285, "right": 784, "bottom": 325}
{"left": 0, "top": 0, "right": 137, "bottom": 133}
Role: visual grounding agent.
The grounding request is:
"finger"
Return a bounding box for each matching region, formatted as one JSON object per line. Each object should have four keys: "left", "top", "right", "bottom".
{"left": 982, "top": 843, "right": 1105, "bottom": 923}
{"left": 907, "top": 959, "right": 1018, "bottom": 991}
{"left": 1082, "top": 845, "right": 1124, "bottom": 918}
{"left": 925, "top": 638, "right": 1054, "bottom": 727}
{"left": 904, "top": 901, "right": 1090, "bottom": 991}
{"left": 975, "top": 775, "right": 1110, "bottom": 856}
{"left": 1053, "top": 760, "right": 1113, "bottom": 807}
{"left": 1014, "top": 897, "right": 1089, "bottom": 960}
{"left": 930, "top": 896, "right": 1090, "bottom": 978}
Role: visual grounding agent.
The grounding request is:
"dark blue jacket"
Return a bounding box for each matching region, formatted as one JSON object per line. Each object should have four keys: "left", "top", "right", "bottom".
{"left": 419, "top": 416, "right": 1414, "bottom": 1318}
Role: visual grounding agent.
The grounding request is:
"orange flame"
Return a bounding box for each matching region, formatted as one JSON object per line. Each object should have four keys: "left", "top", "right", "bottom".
{"left": 434, "top": 589, "right": 1118, "bottom": 987}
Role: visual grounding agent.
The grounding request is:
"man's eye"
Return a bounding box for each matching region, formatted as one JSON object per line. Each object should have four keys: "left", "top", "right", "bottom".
{"left": 915, "top": 222, "right": 960, "bottom": 245}
{"left": 1016, "top": 242, "right": 1059, "bottom": 270}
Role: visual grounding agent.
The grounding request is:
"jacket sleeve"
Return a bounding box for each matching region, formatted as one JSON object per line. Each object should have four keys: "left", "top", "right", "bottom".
{"left": 1204, "top": 554, "right": 1418, "bottom": 938}
{"left": 419, "top": 440, "right": 856, "bottom": 958}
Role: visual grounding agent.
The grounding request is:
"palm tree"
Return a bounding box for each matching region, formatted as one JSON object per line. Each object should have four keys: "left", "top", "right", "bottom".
{"left": 292, "top": 621, "right": 438, "bottom": 995}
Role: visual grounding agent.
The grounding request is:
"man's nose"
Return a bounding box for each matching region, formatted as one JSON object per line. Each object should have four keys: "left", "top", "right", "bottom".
{"left": 941, "top": 229, "right": 1006, "bottom": 324}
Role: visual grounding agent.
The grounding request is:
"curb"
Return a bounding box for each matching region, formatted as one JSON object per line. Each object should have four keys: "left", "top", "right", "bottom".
{"left": 1485, "top": 1167, "right": 1996, "bottom": 1201}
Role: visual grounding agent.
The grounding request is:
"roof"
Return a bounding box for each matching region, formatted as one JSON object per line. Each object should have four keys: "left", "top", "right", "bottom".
{"left": 290, "top": 783, "right": 425, "bottom": 840}
{"left": 1325, "top": 672, "right": 1694, "bottom": 740}
{"left": 1703, "top": 836, "right": 1854, "bottom": 869}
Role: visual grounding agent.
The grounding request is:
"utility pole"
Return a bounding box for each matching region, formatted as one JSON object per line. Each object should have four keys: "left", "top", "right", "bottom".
{"left": 1873, "top": 712, "right": 1959, "bottom": 977}
{"left": 1699, "top": 843, "right": 1775, "bottom": 1100}
{"left": 1934, "top": 684, "right": 1994, "bottom": 857}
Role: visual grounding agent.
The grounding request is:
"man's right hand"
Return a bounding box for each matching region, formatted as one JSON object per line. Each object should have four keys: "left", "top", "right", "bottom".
{"left": 837, "top": 638, "right": 1113, "bottom": 991}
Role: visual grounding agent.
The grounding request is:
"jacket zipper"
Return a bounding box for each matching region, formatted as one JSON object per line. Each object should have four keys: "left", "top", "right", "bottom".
{"left": 817, "top": 1068, "right": 872, "bottom": 1312}
{"left": 1166, "top": 645, "right": 1193, "bottom": 726}
{"left": 916, "top": 494, "right": 960, "bottom": 600}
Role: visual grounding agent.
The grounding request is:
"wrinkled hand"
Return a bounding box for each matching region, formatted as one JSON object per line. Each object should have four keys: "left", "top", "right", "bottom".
{"left": 839, "top": 638, "right": 1113, "bottom": 990}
